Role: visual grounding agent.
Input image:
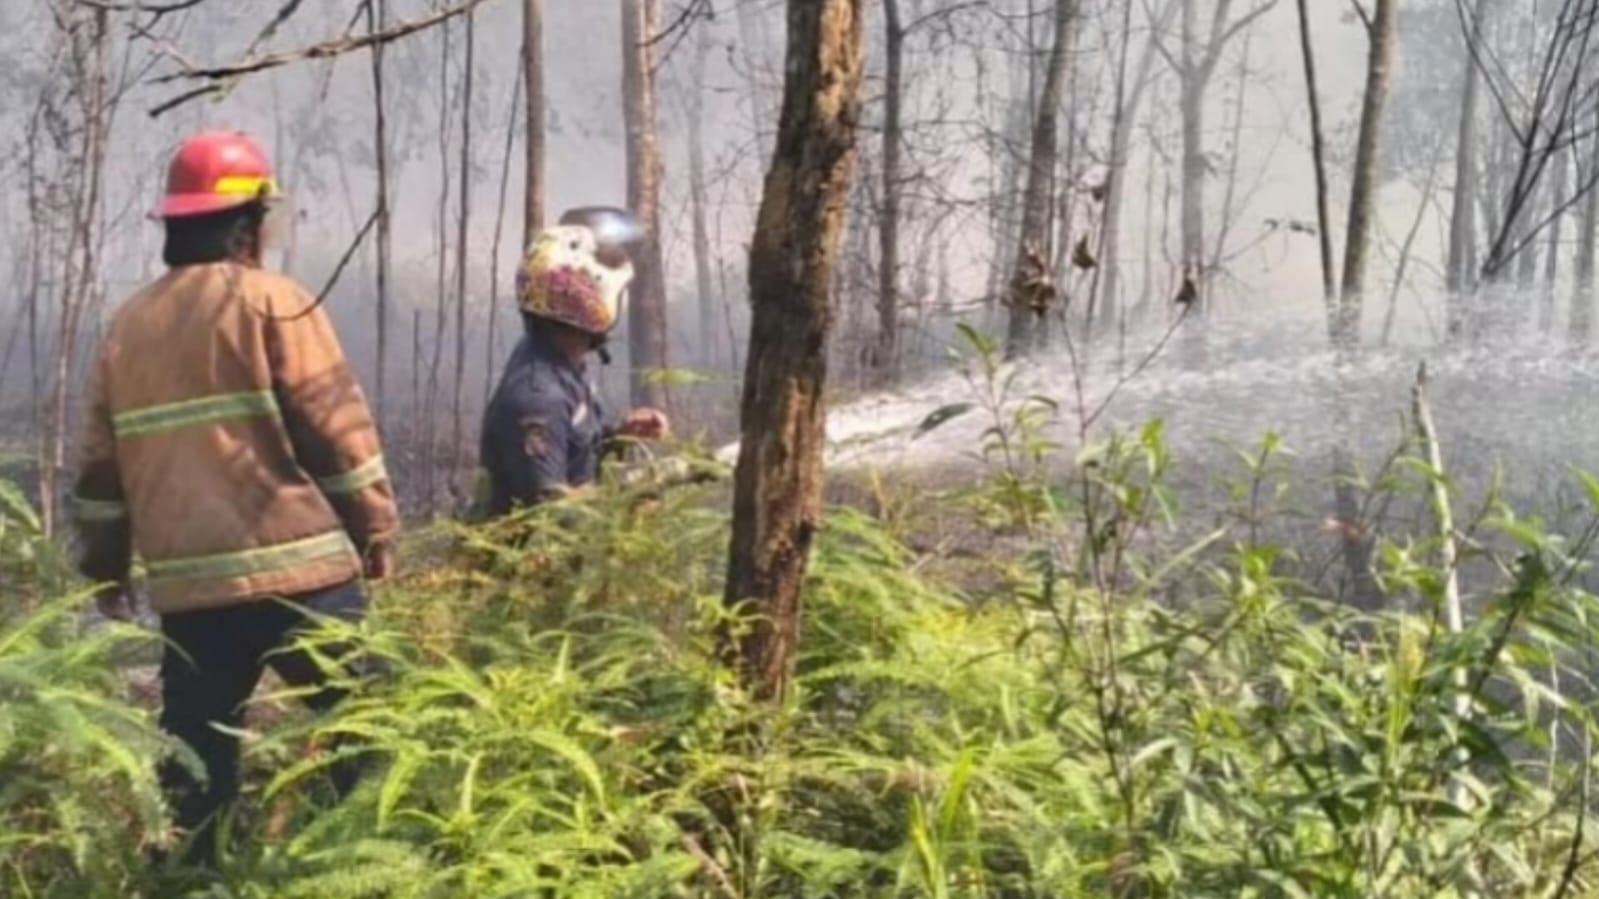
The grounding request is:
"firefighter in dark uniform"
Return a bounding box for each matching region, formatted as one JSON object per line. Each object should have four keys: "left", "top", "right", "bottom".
{"left": 477, "top": 209, "right": 668, "bottom": 514}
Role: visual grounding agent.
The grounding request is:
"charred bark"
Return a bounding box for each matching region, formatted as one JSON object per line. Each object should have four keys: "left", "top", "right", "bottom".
{"left": 1004, "top": 0, "right": 1078, "bottom": 358}
{"left": 874, "top": 0, "right": 904, "bottom": 377}
{"left": 723, "top": 0, "right": 866, "bottom": 702}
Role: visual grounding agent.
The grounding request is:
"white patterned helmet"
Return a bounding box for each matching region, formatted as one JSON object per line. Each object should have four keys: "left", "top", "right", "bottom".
{"left": 515, "top": 225, "right": 634, "bottom": 335}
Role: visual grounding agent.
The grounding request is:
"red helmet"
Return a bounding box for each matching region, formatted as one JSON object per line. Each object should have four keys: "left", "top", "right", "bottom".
{"left": 155, "top": 130, "right": 279, "bottom": 219}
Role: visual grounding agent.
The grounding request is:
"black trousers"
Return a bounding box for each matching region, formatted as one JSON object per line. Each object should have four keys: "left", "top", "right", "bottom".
{"left": 156, "top": 579, "right": 371, "bottom": 864}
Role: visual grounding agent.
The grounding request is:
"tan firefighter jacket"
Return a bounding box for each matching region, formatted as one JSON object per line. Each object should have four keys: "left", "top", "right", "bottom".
{"left": 71, "top": 262, "right": 398, "bottom": 614}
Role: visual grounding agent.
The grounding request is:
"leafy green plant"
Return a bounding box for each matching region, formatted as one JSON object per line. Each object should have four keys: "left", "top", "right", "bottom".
{"left": 0, "top": 595, "right": 190, "bottom": 898}
{"left": 9, "top": 348, "right": 1599, "bottom": 898}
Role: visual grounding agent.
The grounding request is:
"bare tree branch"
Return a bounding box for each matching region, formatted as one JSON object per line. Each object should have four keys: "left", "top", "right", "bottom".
{"left": 76, "top": 0, "right": 207, "bottom": 15}
{"left": 646, "top": 0, "right": 710, "bottom": 49}
{"left": 242, "top": 0, "right": 308, "bottom": 58}
{"left": 1207, "top": 0, "right": 1276, "bottom": 78}
{"left": 145, "top": 0, "right": 490, "bottom": 116}
{"left": 903, "top": 0, "right": 989, "bottom": 35}
{"left": 272, "top": 206, "right": 381, "bottom": 323}
{"left": 1347, "top": 0, "right": 1373, "bottom": 33}
{"left": 146, "top": 83, "right": 221, "bottom": 116}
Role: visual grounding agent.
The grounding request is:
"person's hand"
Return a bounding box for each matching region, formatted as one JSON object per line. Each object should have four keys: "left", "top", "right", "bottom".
{"left": 364, "top": 542, "right": 395, "bottom": 581}
{"left": 95, "top": 584, "right": 135, "bottom": 622}
{"left": 618, "top": 407, "right": 670, "bottom": 440}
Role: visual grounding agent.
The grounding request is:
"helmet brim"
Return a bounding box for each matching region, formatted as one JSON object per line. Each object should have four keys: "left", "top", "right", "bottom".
{"left": 152, "top": 193, "right": 257, "bottom": 220}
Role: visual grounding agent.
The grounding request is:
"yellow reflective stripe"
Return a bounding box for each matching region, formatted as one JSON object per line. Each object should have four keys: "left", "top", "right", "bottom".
{"left": 114, "top": 390, "right": 280, "bottom": 438}
{"left": 72, "top": 496, "right": 126, "bottom": 523}
{"left": 146, "top": 531, "right": 354, "bottom": 584}
{"left": 317, "top": 455, "right": 388, "bottom": 495}
{"left": 213, "top": 175, "right": 277, "bottom": 197}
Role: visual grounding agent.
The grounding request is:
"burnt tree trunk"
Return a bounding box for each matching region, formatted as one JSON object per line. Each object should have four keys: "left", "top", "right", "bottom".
{"left": 874, "top": 0, "right": 904, "bottom": 377}
{"left": 1335, "top": 0, "right": 1399, "bottom": 352}
{"left": 1179, "top": 0, "right": 1204, "bottom": 300}
{"left": 1446, "top": 0, "right": 1493, "bottom": 334}
{"left": 368, "top": 0, "right": 392, "bottom": 428}
{"left": 423, "top": 19, "right": 455, "bottom": 512}
{"left": 1052, "top": 38, "right": 1085, "bottom": 284}
{"left": 1004, "top": 0, "right": 1078, "bottom": 358}
{"left": 724, "top": 0, "right": 866, "bottom": 701}
{"left": 451, "top": 9, "right": 476, "bottom": 502}
{"left": 523, "top": 0, "right": 546, "bottom": 240}
{"left": 1294, "top": 0, "right": 1337, "bottom": 317}
{"left": 1331, "top": 0, "right": 1399, "bottom": 612}
{"left": 623, "top": 0, "right": 670, "bottom": 410}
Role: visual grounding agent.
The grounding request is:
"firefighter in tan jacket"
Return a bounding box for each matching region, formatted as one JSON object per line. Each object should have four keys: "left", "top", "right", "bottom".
{"left": 70, "top": 130, "right": 399, "bottom": 865}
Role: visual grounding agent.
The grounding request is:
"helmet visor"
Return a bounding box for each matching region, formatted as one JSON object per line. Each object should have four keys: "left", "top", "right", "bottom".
{"left": 559, "top": 206, "right": 643, "bottom": 247}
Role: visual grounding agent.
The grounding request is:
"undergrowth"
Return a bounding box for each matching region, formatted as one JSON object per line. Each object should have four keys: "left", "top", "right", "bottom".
{"left": 5, "top": 332, "right": 1599, "bottom": 897}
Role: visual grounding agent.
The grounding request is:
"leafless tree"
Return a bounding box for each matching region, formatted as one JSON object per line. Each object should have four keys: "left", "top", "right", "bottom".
{"left": 30, "top": 2, "right": 115, "bottom": 536}
{"left": 1446, "top": 0, "right": 1497, "bottom": 317}
{"left": 1573, "top": 102, "right": 1599, "bottom": 341}
{"left": 450, "top": 8, "right": 476, "bottom": 501}
{"left": 487, "top": 55, "right": 524, "bottom": 408}
{"left": 1154, "top": 0, "right": 1277, "bottom": 316}
{"left": 874, "top": 0, "right": 906, "bottom": 377}
{"left": 1540, "top": 144, "right": 1570, "bottom": 332}
{"left": 1089, "top": 0, "right": 1175, "bottom": 335}
{"left": 523, "top": 0, "right": 546, "bottom": 241}
{"left": 623, "top": 0, "right": 670, "bottom": 410}
{"left": 685, "top": 14, "right": 720, "bottom": 371}
{"left": 1382, "top": 141, "right": 1446, "bottom": 345}
{"left": 423, "top": 17, "right": 457, "bottom": 511}
{"left": 367, "top": 0, "right": 393, "bottom": 429}
{"left": 1463, "top": 0, "right": 1599, "bottom": 339}
{"left": 1335, "top": 0, "right": 1400, "bottom": 351}
{"left": 1004, "top": 0, "right": 1078, "bottom": 358}
{"left": 1293, "top": 0, "right": 1337, "bottom": 314}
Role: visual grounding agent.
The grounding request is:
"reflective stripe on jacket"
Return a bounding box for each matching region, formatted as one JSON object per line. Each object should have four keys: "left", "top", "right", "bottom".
{"left": 71, "top": 262, "right": 399, "bottom": 613}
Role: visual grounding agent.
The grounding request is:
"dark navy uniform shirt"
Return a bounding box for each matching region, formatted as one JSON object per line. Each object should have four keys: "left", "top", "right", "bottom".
{"left": 478, "top": 325, "right": 610, "bottom": 515}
